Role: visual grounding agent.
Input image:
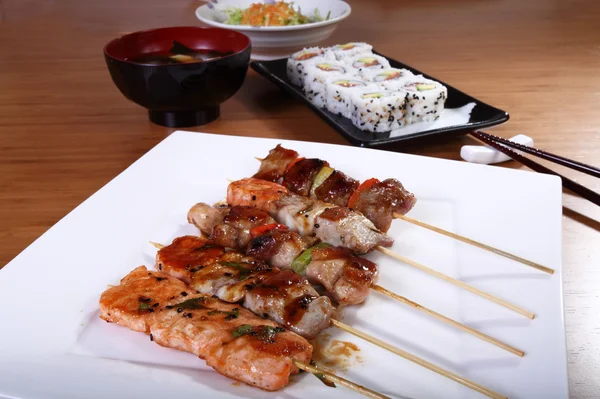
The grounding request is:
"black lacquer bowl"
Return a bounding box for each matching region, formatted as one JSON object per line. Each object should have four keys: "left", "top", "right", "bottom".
{"left": 104, "top": 26, "right": 251, "bottom": 127}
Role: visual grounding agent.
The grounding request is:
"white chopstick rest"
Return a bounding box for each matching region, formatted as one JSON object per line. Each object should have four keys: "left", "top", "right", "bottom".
{"left": 461, "top": 134, "right": 534, "bottom": 165}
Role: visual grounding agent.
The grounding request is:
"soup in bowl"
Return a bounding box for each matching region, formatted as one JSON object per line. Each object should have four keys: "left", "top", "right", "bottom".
{"left": 104, "top": 26, "right": 251, "bottom": 127}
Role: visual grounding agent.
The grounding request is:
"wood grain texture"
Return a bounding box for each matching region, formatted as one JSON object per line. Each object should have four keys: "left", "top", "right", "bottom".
{"left": 0, "top": 0, "right": 598, "bottom": 396}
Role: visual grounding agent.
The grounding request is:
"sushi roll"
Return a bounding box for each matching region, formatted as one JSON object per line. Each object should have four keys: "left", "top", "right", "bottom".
{"left": 303, "top": 61, "right": 352, "bottom": 108}
{"left": 402, "top": 77, "right": 448, "bottom": 124}
{"left": 347, "top": 54, "right": 391, "bottom": 76}
{"left": 362, "top": 68, "right": 415, "bottom": 89}
{"left": 325, "top": 78, "right": 373, "bottom": 118}
{"left": 286, "top": 47, "right": 334, "bottom": 86}
{"left": 350, "top": 89, "right": 408, "bottom": 132}
{"left": 328, "top": 42, "right": 373, "bottom": 60}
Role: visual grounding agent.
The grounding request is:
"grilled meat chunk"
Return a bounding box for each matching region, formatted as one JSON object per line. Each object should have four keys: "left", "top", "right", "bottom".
{"left": 307, "top": 247, "right": 378, "bottom": 306}
{"left": 313, "top": 170, "right": 359, "bottom": 207}
{"left": 244, "top": 270, "right": 334, "bottom": 340}
{"left": 253, "top": 144, "right": 299, "bottom": 182}
{"left": 315, "top": 207, "right": 393, "bottom": 254}
{"left": 211, "top": 206, "right": 277, "bottom": 249}
{"left": 190, "top": 251, "right": 276, "bottom": 303}
{"left": 282, "top": 158, "right": 329, "bottom": 197}
{"left": 247, "top": 229, "right": 308, "bottom": 269}
{"left": 187, "top": 202, "right": 229, "bottom": 236}
{"left": 351, "top": 178, "right": 417, "bottom": 232}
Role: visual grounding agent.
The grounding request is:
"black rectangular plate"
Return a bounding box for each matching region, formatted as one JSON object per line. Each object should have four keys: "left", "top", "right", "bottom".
{"left": 251, "top": 53, "right": 509, "bottom": 147}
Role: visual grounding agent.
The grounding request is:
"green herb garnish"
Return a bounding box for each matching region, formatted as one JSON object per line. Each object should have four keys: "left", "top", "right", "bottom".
{"left": 232, "top": 324, "right": 253, "bottom": 338}
{"left": 310, "top": 360, "right": 336, "bottom": 387}
{"left": 291, "top": 243, "right": 330, "bottom": 275}
{"left": 231, "top": 324, "right": 285, "bottom": 343}
{"left": 219, "top": 261, "right": 253, "bottom": 279}
{"left": 194, "top": 243, "right": 220, "bottom": 251}
{"left": 208, "top": 308, "right": 240, "bottom": 320}
{"left": 255, "top": 325, "right": 285, "bottom": 343}
{"left": 173, "top": 297, "right": 207, "bottom": 310}
{"left": 138, "top": 302, "right": 149, "bottom": 314}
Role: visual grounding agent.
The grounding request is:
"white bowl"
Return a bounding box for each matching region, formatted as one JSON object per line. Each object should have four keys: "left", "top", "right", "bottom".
{"left": 196, "top": 0, "right": 351, "bottom": 60}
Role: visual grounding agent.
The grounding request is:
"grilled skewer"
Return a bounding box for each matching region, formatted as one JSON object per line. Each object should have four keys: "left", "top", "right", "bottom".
{"left": 100, "top": 266, "right": 388, "bottom": 398}
{"left": 254, "top": 145, "right": 554, "bottom": 275}
{"left": 151, "top": 236, "right": 507, "bottom": 398}
{"left": 187, "top": 202, "right": 524, "bottom": 356}
{"left": 227, "top": 178, "right": 535, "bottom": 319}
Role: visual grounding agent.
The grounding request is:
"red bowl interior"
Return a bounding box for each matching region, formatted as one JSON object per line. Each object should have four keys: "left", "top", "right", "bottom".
{"left": 104, "top": 26, "right": 251, "bottom": 63}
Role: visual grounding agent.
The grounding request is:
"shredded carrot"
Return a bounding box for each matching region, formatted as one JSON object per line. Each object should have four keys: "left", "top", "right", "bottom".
{"left": 240, "top": 2, "right": 307, "bottom": 26}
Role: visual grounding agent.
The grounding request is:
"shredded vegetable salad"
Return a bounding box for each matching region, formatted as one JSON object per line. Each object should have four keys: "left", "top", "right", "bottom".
{"left": 224, "top": 1, "right": 330, "bottom": 26}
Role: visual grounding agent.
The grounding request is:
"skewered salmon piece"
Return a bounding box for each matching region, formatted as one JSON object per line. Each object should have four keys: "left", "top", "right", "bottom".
{"left": 99, "top": 266, "right": 193, "bottom": 332}
{"left": 227, "top": 178, "right": 393, "bottom": 254}
{"left": 100, "top": 266, "right": 312, "bottom": 391}
{"left": 155, "top": 235, "right": 225, "bottom": 283}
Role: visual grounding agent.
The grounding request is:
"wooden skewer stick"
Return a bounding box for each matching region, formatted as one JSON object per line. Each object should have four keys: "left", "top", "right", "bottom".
{"left": 293, "top": 360, "right": 390, "bottom": 399}
{"left": 394, "top": 213, "right": 554, "bottom": 275}
{"left": 371, "top": 285, "right": 524, "bottom": 357}
{"left": 376, "top": 246, "right": 535, "bottom": 319}
{"left": 331, "top": 320, "right": 507, "bottom": 399}
{"left": 150, "top": 241, "right": 165, "bottom": 249}
{"left": 254, "top": 156, "right": 553, "bottom": 275}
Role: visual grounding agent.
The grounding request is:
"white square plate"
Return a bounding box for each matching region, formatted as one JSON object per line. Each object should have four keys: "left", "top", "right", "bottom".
{"left": 0, "top": 131, "right": 567, "bottom": 399}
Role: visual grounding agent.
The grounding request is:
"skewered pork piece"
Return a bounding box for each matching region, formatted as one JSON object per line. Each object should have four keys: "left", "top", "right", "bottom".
{"left": 227, "top": 178, "right": 393, "bottom": 254}
{"left": 188, "top": 204, "right": 378, "bottom": 306}
{"left": 253, "top": 145, "right": 416, "bottom": 232}
{"left": 100, "top": 266, "right": 312, "bottom": 391}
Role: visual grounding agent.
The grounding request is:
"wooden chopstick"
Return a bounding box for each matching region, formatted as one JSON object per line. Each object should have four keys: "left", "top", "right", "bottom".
{"left": 473, "top": 131, "right": 600, "bottom": 178}
{"left": 469, "top": 131, "right": 600, "bottom": 206}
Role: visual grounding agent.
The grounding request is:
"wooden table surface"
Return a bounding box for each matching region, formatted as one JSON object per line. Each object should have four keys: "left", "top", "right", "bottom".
{"left": 1, "top": 0, "right": 599, "bottom": 396}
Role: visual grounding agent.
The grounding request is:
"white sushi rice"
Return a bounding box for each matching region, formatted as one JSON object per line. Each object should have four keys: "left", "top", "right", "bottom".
{"left": 303, "top": 61, "right": 353, "bottom": 108}
{"left": 346, "top": 53, "right": 391, "bottom": 76}
{"left": 350, "top": 89, "right": 408, "bottom": 132}
{"left": 327, "top": 42, "right": 373, "bottom": 61}
{"left": 402, "top": 76, "right": 448, "bottom": 124}
{"left": 362, "top": 68, "right": 415, "bottom": 89}
{"left": 325, "top": 78, "right": 374, "bottom": 118}
{"left": 286, "top": 47, "right": 334, "bottom": 86}
{"left": 286, "top": 42, "right": 449, "bottom": 133}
